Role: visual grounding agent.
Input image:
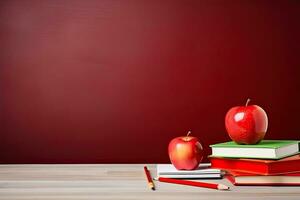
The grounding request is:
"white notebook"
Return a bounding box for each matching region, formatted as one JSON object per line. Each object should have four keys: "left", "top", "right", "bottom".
{"left": 157, "top": 163, "right": 222, "bottom": 179}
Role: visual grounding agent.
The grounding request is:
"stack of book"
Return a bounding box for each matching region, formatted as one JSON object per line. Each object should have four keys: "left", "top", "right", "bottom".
{"left": 157, "top": 163, "right": 222, "bottom": 179}
{"left": 209, "top": 140, "right": 300, "bottom": 185}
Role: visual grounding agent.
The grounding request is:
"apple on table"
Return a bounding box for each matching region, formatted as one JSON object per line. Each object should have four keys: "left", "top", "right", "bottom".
{"left": 225, "top": 98, "right": 268, "bottom": 145}
{"left": 168, "top": 131, "right": 203, "bottom": 170}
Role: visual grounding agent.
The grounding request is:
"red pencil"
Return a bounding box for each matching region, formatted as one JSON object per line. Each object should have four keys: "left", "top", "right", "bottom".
{"left": 158, "top": 177, "right": 229, "bottom": 190}
{"left": 144, "top": 166, "right": 155, "bottom": 190}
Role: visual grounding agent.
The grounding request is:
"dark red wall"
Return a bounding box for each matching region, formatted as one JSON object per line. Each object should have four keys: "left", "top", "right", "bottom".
{"left": 0, "top": 0, "right": 299, "bottom": 163}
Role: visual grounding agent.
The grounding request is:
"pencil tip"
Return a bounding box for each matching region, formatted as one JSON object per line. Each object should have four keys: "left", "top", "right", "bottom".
{"left": 218, "top": 184, "right": 230, "bottom": 190}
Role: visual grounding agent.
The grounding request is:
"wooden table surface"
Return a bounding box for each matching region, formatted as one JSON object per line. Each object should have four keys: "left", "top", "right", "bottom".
{"left": 0, "top": 164, "right": 300, "bottom": 200}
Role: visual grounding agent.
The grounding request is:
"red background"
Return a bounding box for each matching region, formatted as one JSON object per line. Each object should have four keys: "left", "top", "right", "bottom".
{"left": 0, "top": 0, "right": 299, "bottom": 163}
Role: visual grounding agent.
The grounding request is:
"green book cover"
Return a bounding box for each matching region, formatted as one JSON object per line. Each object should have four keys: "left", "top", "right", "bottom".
{"left": 210, "top": 140, "right": 300, "bottom": 149}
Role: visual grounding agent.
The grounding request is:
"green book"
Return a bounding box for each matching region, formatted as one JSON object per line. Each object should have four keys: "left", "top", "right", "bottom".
{"left": 210, "top": 140, "right": 300, "bottom": 159}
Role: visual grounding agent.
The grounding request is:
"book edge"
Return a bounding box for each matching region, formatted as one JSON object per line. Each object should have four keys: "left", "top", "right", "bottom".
{"left": 210, "top": 140, "right": 299, "bottom": 149}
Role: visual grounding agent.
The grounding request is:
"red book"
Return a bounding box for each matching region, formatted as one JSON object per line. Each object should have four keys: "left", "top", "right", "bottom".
{"left": 226, "top": 170, "right": 300, "bottom": 186}
{"left": 210, "top": 154, "right": 300, "bottom": 175}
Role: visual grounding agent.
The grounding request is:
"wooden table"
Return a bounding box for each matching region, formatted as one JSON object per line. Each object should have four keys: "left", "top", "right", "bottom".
{"left": 0, "top": 164, "right": 299, "bottom": 199}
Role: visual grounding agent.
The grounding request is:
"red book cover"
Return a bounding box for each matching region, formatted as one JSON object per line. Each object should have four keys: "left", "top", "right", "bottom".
{"left": 209, "top": 154, "right": 300, "bottom": 175}
{"left": 226, "top": 170, "right": 300, "bottom": 186}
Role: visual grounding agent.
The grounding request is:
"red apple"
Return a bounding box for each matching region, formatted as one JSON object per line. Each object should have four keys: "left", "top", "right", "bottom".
{"left": 225, "top": 99, "right": 268, "bottom": 144}
{"left": 168, "top": 131, "right": 203, "bottom": 170}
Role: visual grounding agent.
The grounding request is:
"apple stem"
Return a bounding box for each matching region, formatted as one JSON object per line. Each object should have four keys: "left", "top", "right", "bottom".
{"left": 245, "top": 98, "right": 251, "bottom": 106}
{"left": 187, "top": 130, "right": 192, "bottom": 137}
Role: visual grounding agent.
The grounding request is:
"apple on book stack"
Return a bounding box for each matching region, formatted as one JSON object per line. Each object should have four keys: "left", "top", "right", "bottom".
{"left": 209, "top": 99, "right": 300, "bottom": 186}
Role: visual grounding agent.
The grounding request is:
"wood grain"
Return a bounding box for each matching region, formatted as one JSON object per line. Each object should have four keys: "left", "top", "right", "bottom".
{"left": 0, "top": 164, "right": 300, "bottom": 199}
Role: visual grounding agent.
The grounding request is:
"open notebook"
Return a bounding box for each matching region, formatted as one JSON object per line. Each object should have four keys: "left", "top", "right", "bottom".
{"left": 157, "top": 163, "right": 222, "bottom": 179}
